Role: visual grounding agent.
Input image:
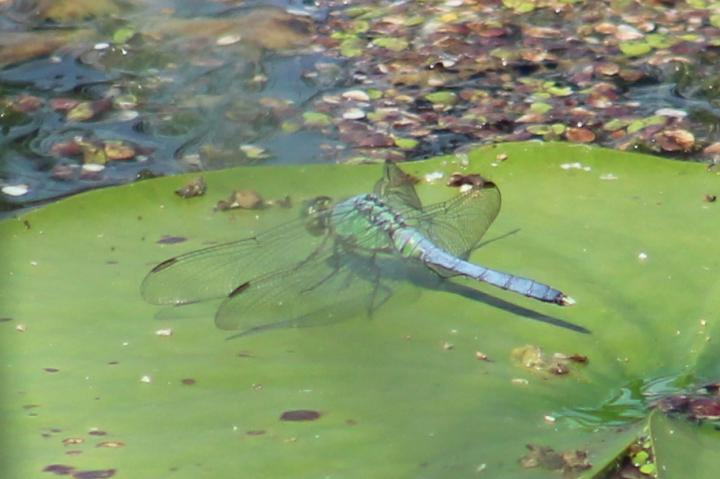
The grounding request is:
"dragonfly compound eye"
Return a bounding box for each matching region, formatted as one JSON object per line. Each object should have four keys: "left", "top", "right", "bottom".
{"left": 302, "top": 195, "right": 333, "bottom": 236}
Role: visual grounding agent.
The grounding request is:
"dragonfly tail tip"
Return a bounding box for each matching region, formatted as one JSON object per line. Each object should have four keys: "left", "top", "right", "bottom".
{"left": 559, "top": 295, "right": 576, "bottom": 306}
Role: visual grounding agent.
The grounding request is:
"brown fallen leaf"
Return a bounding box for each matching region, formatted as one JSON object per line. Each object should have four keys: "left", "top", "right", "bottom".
{"left": 216, "top": 190, "right": 264, "bottom": 210}
{"left": 175, "top": 176, "right": 207, "bottom": 199}
{"left": 656, "top": 129, "right": 695, "bottom": 152}
{"left": 566, "top": 127, "right": 596, "bottom": 143}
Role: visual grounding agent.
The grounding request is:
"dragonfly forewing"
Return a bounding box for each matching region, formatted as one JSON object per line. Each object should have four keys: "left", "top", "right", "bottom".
{"left": 215, "top": 248, "right": 399, "bottom": 333}
{"left": 141, "top": 214, "right": 333, "bottom": 305}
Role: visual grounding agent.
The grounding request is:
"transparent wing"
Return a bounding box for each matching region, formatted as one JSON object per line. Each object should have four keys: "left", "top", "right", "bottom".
{"left": 373, "top": 161, "right": 502, "bottom": 259}
{"left": 404, "top": 182, "right": 501, "bottom": 259}
{"left": 373, "top": 161, "right": 422, "bottom": 212}
{"left": 141, "top": 213, "right": 335, "bottom": 306}
{"left": 215, "top": 248, "right": 397, "bottom": 333}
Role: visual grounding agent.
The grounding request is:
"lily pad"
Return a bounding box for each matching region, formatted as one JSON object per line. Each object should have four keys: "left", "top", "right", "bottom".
{"left": 302, "top": 111, "right": 332, "bottom": 127}
{"left": 2, "top": 142, "right": 720, "bottom": 478}
{"left": 619, "top": 41, "right": 652, "bottom": 57}
{"left": 424, "top": 91, "right": 457, "bottom": 105}
{"left": 371, "top": 37, "right": 409, "bottom": 52}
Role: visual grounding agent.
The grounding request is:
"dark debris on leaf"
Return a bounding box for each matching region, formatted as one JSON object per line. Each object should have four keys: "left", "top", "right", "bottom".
{"left": 156, "top": 235, "right": 187, "bottom": 245}
{"left": 72, "top": 470, "right": 116, "bottom": 479}
{"left": 175, "top": 176, "right": 207, "bottom": 199}
{"left": 520, "top": 444, "right": 591, "bottom": 475}
{"left": 43, "top": 464, "right": 75, "bottom": 475}
{"left": 216, "top": 190, "right": 265, "bottom": 211}
{"left": 279, "top": 410, "right": 322, "bottom": 421}
{"left": 655, "top": 393, "right": 720, "bottom": 422}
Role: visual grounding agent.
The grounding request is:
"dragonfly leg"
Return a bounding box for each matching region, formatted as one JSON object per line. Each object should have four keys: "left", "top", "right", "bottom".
{"left": 293, "top": 230, "right": 333, "bottom": 271}
{"left": 299, "top": 243, "right": 346, "bottom": 294}
{"left": 367, "top": 253, "right": 393, "bottom": 315}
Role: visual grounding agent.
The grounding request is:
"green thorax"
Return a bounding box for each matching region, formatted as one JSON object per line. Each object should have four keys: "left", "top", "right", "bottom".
{"left": 331, "top": 194, "right": 409, "bottom": 252}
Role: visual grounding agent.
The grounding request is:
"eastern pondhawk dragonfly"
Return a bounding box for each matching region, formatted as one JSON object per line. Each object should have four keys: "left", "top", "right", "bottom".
{"left": 142, "top": 162, "right": 574, "bottom": 334}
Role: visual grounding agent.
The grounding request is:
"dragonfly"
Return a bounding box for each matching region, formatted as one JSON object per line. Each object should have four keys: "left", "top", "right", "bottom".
{"left": 141, "top": 162, "right": 574, "bottom": 335}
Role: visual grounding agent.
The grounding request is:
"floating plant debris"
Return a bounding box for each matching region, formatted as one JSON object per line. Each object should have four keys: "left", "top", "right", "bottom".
{"left": 96, "top": 441, "right": 125, "bottom": 448}
{"left": 519, "top": 444, "right": 591, "bottom": 475}
{"left": 175, "top": 177, "right": 207, "bottom": 199}
{"left": 216, "top": 190, "right": 265, "bottom": 211}
{"left": 511, "top": 345, "right": 588, "bottom": 377}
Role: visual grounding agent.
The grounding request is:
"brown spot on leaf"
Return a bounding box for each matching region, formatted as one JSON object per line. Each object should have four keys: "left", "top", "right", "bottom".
{"left": 43, "top": 464, "right": 75, "bottom": 475}
{"left": 44, "top": 368, "right": 60, "bottom": 373}
{"left": 564, "top": 354, "right": 589, "bottom": 364}
{"left": 245, "top": 430, "right": 266, "bottom": 436}
{"left": 62, "top": 437, "right": 84, "bottom": 446}
{"left": 88, "top": 430, "right": 107, "bottom": 436}
{"left": 156, "top": 236, "right": 187, "bottom": 245}
{"left": 72, "top": 469, "right": 116, "bottom": 479}
{"left": 181, "top": 378, "right": 196, "bottom": 385}
{"left": 280, "top": 410, "right": 322, "bottom": 421}
{"left": 704, "top": 194, "right": 716, "bottom": 203}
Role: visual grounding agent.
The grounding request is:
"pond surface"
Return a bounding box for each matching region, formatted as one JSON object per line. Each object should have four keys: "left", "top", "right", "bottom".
{"left": 2, "top": 0, "right": 720, "bottom": 216}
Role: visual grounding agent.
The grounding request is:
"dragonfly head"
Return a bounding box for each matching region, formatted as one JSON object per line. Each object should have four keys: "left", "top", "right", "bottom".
{"left": 302, "top": 195, "right": 333, "bottom": 236}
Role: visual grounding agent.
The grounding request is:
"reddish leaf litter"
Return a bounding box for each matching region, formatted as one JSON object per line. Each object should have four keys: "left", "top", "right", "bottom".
{"left": 307, "top": 0, "right": 720, "bottom": 164}
{"left": 654, "top": 382, "right": 720, "bottom": 423}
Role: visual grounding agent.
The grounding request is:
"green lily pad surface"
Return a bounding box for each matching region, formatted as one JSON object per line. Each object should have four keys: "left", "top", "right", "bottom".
{"left": 2, "top": 142, "right": 719, "bottom": 478}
